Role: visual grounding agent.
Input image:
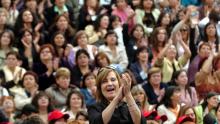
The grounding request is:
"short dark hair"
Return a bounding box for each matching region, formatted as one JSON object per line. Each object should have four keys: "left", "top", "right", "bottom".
{"left": 6, "top": 51, "right": 20, "bottom": 59}
{"left": 75, "top": 49, "right": 90, "bottom": 64}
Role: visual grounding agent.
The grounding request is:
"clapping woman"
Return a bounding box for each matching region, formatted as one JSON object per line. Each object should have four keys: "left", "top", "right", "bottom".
{"left": 88, "top": 67, "right": 144, "bottom": 124}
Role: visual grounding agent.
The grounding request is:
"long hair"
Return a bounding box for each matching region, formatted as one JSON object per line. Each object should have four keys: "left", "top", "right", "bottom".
{"left": 160, "top": 86, "right": 180, "bottom": 108}
{"left": 31, "top": 91, "right": 54, "bottom": 112}
{"left": 150, "top": 27, "right": 168, "bottom": 52}
{"left": 203, "top": 22, "right": 219, "bottom": 52}
{"left": 171, "top": 70, "right": 192, "bottom": 100}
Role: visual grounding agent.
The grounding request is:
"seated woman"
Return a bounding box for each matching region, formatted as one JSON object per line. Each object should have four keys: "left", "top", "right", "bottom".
{"left": 32, "top": 91, "right": 54, "bottom": 124}
{"left": 70, "top": 49, "right": 94, "bottom": 88}
{"left": 80, "top": 72, "right": 97, "bottom": 106}
{"left": 88, "top": 67, "right": 145, "bottom": 124}
{"left": 32, "top": 44, "right": 56, "bottom": 90}
{"left": 1, "top": 52, "right": 27, "bottom": 104}
{"left": 14, "top": 71, "right": 39, "bottom": 110}
{"left": 142, "top": 67, "right": 167, "bottom": 105}
{"left": 46, "top": 67, "right": 77, "bottom": 109}
{"left": 63, "top": 90, "right": 86, "bottom": 120}
{"left": 157, "top": 86, "right": 181, "bottom": 124}
{"left": 1, "top": 96, "right": 16, "bottom": 123}
{"left": 99, "top": 30, "right": 128, "bottom": 73}
{"left": 130, "top": 46, "right": 151, "bottom": 84}
{"left": 171, "top": 70, "right": 198, "bottom": 106}
{"left": 131, "top": 84, "right": 152, "bottom": 113}
{"left": 0, "top": 29, "right": 18, "bottom": 69}
{"left": 154, "top": 38, "right": 191, "bottom": 83}
{"left": 178, "top": 105, "right": 196, "bottom": 123}
{"left": 194, "top": 92, "right": 219, "bottom": 124}
{"left": 195, "top": 52, "right": 220, "bottom": 100}
{"left": 73, "top": 30, "right": 97, "bottom": 62}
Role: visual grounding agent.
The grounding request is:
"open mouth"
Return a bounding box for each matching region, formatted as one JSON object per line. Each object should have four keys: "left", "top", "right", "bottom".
{"left": 106, "top": 86, "right": 115, "bottom": 93}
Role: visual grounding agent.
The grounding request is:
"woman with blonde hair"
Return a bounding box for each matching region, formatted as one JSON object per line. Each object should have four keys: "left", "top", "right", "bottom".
{"left": 131, "top": 84, "right": 153, "bottom": 113}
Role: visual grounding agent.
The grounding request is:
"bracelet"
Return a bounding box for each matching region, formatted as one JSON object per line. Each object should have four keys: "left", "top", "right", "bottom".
{"left": 128, "top": 106, "right": 139, "bottom": 112}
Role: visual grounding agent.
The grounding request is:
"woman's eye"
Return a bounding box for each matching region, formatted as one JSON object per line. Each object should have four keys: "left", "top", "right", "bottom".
{"left": 110, "top": 77, "right": 116, "bottom": 81}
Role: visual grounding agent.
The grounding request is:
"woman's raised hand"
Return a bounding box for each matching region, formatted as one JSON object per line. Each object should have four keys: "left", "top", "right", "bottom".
{"left": 121, "top": 73, "right": 132, "bottom": 97}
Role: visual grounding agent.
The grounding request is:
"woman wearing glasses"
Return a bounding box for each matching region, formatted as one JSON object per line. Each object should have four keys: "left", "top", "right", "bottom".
{"left": 88, "top": 67, "right": 145, "bottom": 124}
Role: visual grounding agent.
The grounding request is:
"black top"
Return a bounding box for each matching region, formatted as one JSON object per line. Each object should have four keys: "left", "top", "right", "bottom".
{"left": 88, "top": 101, "right": 146, "bottom": 124}
{"left": 32, "top": 62, "right": 55, "bottom": 90}
{"left": 142, "top": 82, "right": 167, "bottom": 104}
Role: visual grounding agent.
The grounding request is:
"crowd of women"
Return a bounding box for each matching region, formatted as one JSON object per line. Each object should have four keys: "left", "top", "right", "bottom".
{"left": 0, "top": 0, "right": 220, "bottom": 123}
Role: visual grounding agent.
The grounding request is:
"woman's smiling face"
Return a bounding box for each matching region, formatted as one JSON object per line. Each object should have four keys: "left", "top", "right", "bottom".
{"left": 101, "top": 71, "right": 120, "bottom": 101}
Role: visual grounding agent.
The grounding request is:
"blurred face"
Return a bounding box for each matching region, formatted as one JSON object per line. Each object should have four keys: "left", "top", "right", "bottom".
{"left": 77, "top": 34, "right": 88, "bottom": 47}
{"left": 207, "top": 95, "right": 219, "bottom": 108}
{"left": 133, "top": 91, "right": 145, "bottom": 104}
{"left": 116, "top": 0, "right": 127, "bottom": 9}
{"left": 6, "top": 54, "right": 18, "bottom": 68}
{"left": 38, "top": 96, "right": 49, "bottom": 107}
{"left": 100, "top": 16, "right": 109, "bottom": 29}
{"left": 0, "top": 32, "right": 11, "bottom": 47}
{"left": 185, "top": 108, "right": 196, "bottom": 122}
{"left": 101, "top": 71, "right": 120, "bottom": 101}
{"left": 77, "top": 115, "right": 87, "bottom": 124}
{"left": 56, "top": 76, "right": 70, "bottom": 89}
{"left": 166, "top": 45, "right": 177, "bottom": 58}
{"left": 132, "top": 0, "right": 141, "bottom": 7}
{"left": 180, "top": 26, "right": 189, "bottom": 39}
{"left": 40, "top": 48, "right": 53, "bottom": 61}
{"left": 86, "top": 0, "right": 97, "bottom": 7}
{"left": 178, "top": 11, "right": 186, "bottom": 20}
{"left": 133, "top": 26, "right": 144, "bottom": 40}
{"left": 1, "top": 0, "right": 11, "bottom": 9}
{"left": 70, "top": 94, "right": 82, "bottom": 109}
{"left": 171, "top": 90, "right": 181, "bottom": 102}
{"left": 2, "top": 99, "right": 14, "bottom": 113}
{"left": 106, "top": 33, "right": 117, "bottom": 46}
{"left": 206, "top": 24, "right": 216, "bottom": 37}
{"left": 205, "top": 0, "right": 214, "bottom": 6}
{"left": 137, "top": 49, "right": 148, "bottom": 62}
{"left": 149, "top": 72, "right": 161, "bottom": 85}
{"left": 199, "top": 45, "right": 211, "bottom": 58}
{"left": 25, "top": 0, "right": 37, "bottom": 11}
{"left": 161, "top": 14, "right": 170, "bottom": 26}
{"left": 54, "top": 34, "right": 65, "bottom": 47}
{"left": 77, "top": 53, "right": 89, "bottom": 67}
{"left": 175, "top": 71, "right": 188, "bottom": 86}
{"left": 216, "top": 106, "right": 220, "bottom": 121}
{"left": 169, "top": 0, "right": 178, "bottom": 7}
{"left": 112, "top": 17, "right": 121, "bottom": 28}
{"left": 56, "top": 16, "right": 68, "bottom": 31}
{"left": 22, "top": 31, "right": 32, "bottom": 43}
{"left": 157, "top": 29, "right": 166, "bottom": 42}
{"left": 0, "top": 12, "right": 7, "bottom": 25}
{"left": 22, "top": 10, "right": 33, "bottom": 23}
{"left": 85, "top": 75, "right": 96, "bottom": 88}
{"left": 97, "top": 56, "right": 109, "bottom": 67}
{"left": 143, "top": 0, "right": 153, "bottom": 9}
{"left": 23, "top": 74, "right": 37, "bottom": 90}
{"left": 55, "top": 0, "right": 65, "bottom": 7}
